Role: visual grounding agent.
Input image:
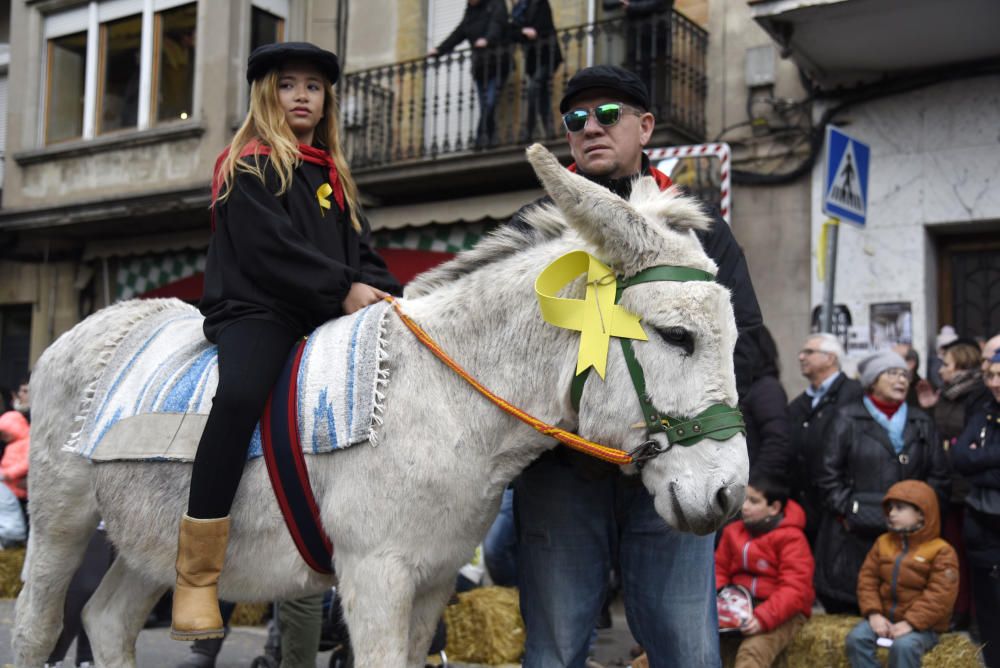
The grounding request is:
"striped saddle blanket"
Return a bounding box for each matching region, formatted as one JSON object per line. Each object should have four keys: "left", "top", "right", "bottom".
{"left": 65, "top": 299, "right": 391, "bottom": 462}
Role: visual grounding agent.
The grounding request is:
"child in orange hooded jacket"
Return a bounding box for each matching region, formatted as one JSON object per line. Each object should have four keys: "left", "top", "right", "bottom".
{"left": 715, "top": 472, "right": 815, "bottom": 667}
{"left": 845, "top": 479, "right": 959, "bottom": 668}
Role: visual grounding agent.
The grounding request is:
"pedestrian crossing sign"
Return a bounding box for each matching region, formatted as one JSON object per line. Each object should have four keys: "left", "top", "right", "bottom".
{"left": 823, "top": 125, "right": 870, "bottom": 226}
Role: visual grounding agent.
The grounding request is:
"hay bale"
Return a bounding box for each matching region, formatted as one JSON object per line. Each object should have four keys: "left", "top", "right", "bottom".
{"left": 230, "top": 602, "right": 269, "bottom": 626}
{"left": 766, "top": 614, "right": 983, "bottom": 668}
{"left": 443, "top": 586, "right": 524, "bottom": 665}
{"left": 923, "top": 633, "right": 983, "bottom": 668}
{"left": 777, "top": 614, "right": 858, "bottom": 668}
{"left": 0, "top": 548, "right": 26, "bottom": 598}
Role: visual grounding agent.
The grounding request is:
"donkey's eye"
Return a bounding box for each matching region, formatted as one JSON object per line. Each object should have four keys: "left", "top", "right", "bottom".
{"left": 655, "top": 326, "right": 694, "bottom": 355}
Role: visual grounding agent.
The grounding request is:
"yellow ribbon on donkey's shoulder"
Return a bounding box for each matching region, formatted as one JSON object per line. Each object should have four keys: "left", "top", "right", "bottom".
{"left": 535, "top": 251, "right": 647, "bottom": 379}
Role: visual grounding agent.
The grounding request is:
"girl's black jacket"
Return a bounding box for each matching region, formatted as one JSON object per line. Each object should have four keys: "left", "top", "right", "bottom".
{"left": 200, "top": 156, "right": 401, "bottom": 342}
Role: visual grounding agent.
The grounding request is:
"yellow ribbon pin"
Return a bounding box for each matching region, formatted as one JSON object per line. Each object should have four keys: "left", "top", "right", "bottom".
{"left": 535, "top": 251, "right": 647, "bottom": 379}
{"left": 316, "top": 183, "right": 333, "bottom": 216}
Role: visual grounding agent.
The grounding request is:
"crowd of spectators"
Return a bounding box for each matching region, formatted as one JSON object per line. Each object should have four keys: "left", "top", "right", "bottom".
{"left": 757, "top": 327, "right": 1000, "bottom": 667}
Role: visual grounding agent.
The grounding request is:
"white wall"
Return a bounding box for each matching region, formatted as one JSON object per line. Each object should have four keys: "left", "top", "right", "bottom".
{"left": 810, "top": 75, "right": 1000, "bottom": 372}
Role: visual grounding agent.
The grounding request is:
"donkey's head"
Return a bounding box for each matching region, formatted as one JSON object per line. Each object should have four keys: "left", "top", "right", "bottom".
{"left": 526, "top": 144, "right": 748, "bottom": 535}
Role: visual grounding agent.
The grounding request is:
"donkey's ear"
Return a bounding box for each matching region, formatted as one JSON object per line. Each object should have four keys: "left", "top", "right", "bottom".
{"left": 629, "top": 177, "right": 713, "bottom": 234}
{"left": 525, "top": 144, "right": 663, "bottom": 273}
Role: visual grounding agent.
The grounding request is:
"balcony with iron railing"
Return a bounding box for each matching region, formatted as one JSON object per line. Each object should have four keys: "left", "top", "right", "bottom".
{"left": 340, "top": 10, "right": 707, "bottom": 201}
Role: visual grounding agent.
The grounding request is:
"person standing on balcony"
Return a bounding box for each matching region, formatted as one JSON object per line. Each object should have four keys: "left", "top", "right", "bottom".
{"left": 170, "top": 42, "right": 401, "bottom": 642}
{"left": 511, "top": 0, "right": 562, "bottom": 142}
{"left": 615, "top": 0, "right": 672, "bottom": 114}
{"left": 428, "top": 0, "right": 512, "bottom": 150}
{"left": 507, "top": 65, "right": 763, "bottom": 668}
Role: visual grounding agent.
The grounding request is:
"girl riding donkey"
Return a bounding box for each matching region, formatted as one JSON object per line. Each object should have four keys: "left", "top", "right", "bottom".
{"left": 172, "top": 42, "right": 401, "bottom": 641}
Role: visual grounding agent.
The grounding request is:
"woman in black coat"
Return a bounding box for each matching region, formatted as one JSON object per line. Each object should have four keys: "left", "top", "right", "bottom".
{"left": 739, "top": 326, "right": 792, "bottom": 482}
{"left": 813, "top": 351, "right": 950, "bottom": 613}
{"left": 950, "top": 352, "right": 1000, "bottom": 667}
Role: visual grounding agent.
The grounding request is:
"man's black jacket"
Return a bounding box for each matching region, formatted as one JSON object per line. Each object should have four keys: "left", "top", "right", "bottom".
{"left": 787, "top": 372, "right": 863, "bottom": 539}
{"left": 436, "top": 0, "right": 511, "bottom": 83}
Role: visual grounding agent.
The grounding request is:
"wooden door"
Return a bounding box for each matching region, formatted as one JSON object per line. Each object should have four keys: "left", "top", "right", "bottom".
{"left": 938, "top": 232, "right": 1000, "bottom": 339}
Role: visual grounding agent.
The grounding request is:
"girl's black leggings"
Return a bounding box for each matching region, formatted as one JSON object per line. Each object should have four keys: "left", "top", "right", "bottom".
{"left": 187, "top": 318, "right": 299, "bottom": 520}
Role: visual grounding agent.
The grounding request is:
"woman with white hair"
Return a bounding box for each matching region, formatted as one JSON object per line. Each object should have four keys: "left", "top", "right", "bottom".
{"left": 813, "top": 351, "right": 951, "bottom": 613}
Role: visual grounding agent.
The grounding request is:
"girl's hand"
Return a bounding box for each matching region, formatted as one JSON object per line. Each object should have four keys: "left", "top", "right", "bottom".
{"left": 343, "top": 283, "right": 388, "bottom": 315}
{"left": 474, "top": 37, "right": 488, "bottom": 48}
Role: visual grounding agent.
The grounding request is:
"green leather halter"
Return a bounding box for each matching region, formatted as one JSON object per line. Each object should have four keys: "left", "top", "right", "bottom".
{"left": 570, "top": 265, "right": 746, "bottom": 465}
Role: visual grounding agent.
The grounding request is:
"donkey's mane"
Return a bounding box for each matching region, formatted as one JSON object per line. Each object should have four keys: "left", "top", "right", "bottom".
{"left": 406, "top": 177, "right": 715, "bottom": 298}
{"left": 405, "top": 202, "right": 566, "bottom": 298}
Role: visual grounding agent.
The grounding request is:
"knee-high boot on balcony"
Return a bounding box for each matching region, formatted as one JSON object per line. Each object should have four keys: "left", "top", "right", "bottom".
{"left": 170, "top": 514, "right": 230, "bottom": 641}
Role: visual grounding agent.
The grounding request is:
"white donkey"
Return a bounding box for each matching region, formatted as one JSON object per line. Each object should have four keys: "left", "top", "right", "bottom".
{"left": 14, "top": 145, "right": 748, "bottom": 668}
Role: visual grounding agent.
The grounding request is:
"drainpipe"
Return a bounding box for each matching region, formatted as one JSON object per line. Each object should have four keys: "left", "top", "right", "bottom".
{"left": 586, "top": 0, "right": 596, "bottom": 66}
{"left": 102, "top": 256, "right": 112, "bottom": 307}
{"left": 43, "top": 241, "right": 56, "bottom": 343}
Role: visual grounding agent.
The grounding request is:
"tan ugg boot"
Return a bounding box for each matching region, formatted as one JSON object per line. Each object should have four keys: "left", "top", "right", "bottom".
{"left": 170, "top": 514, "right": 230, "bottom": 641}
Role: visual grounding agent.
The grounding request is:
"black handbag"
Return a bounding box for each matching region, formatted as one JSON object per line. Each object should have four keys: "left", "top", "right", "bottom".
{"left": 846, "top": 491, "right": 887, "bottom": 536}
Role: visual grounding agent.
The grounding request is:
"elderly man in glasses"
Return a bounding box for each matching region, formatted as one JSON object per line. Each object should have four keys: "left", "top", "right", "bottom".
{"left": 504, "top": 65, "right": 762, "bottom": 668}
{"left": 787, "top": 333, "right": 863, "bottom": 544}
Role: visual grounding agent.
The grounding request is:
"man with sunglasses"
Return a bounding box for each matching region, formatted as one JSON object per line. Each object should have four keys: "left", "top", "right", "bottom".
{"left": 508, "top": 65, "right": 763, "bottom": 668}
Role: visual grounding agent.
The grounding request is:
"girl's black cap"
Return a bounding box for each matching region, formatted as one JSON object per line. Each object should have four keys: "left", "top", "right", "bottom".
{"left": 247, "top": 42, "right": 340, "bottom": 84}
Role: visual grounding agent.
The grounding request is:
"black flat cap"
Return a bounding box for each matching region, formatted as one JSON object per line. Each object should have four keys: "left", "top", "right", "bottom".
{"left": 247, "top": 42, "right": 340, "bottom": 85}
{"left": 559, "top": 65, "right": 650, "bottom": 113}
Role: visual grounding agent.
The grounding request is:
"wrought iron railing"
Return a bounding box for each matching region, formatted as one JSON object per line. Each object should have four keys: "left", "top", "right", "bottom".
{"left": 340, "top": 10, "right": 707, "bottom": 169}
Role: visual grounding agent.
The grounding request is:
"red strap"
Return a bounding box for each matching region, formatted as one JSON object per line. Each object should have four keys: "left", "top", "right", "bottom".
{"left": 210, "top": 140, "right": 345, "bottom": 231}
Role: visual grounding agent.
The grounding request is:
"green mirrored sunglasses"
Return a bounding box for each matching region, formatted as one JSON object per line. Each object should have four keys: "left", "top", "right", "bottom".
{"left": 562, "top": 102, "right": 643, "bottom": 133}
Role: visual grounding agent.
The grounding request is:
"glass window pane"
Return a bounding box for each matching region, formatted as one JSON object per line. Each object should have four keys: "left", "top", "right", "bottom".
{"left": 45, "top": 32, "right": 87, "bottom": 144}
{"left": 251, "top": 7, "right": 283, "bottom": 53}
{"left": 99, "top": 14, "right": 142, "bottom": 134}
{"left": 155, "top": 3, "right": 196, "bottom": 123}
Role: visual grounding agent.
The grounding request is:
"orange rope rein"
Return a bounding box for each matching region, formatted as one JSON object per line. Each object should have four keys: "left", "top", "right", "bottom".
{"left": 386, "top": 297, "right": 633, "bottom": 466}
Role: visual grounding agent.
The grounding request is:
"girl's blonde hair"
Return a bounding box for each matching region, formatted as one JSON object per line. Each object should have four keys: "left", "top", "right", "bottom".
{"left": 214, "top": 68, "right": 363, "bottom": 232}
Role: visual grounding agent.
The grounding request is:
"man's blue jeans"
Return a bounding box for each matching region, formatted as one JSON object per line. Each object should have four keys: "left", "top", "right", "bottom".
{"left": 514, "top": 451, "right": 721, "bottom": 668}
{"left": 845, "top": 620, "right": 938, "bottom": 668}
{"left": 484, "top": 487, "right": 518, "bottom": 587}
{"left": 474, "top": 76, "right": 503, "bottom": 146}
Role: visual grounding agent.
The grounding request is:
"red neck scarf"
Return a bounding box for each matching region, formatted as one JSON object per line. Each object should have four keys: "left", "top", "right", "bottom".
{"left": 210, "top": 139, "right": 345, "bottom": 230}
{"left": 567, "top": 161, "right": 673, "bottom": 191}
{"left": 867, "top": 393, "right": 903, "bottom": 418}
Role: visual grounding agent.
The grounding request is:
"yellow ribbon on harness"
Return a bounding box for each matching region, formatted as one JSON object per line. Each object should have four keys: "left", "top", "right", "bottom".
{"left": 535, "top": 251, "right": 647, "bottom": 379}
{"left": 316, "top": 183, "right": 333, "bottom": 216}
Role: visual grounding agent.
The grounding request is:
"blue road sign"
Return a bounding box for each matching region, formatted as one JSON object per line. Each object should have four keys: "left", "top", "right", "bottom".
{"left": 823, "top": 126, "right": 870, "bottom": 226}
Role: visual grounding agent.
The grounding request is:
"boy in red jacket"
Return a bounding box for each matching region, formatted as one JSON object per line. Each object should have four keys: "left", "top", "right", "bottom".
{"left": 716, "top": 472, "right": 816, "bottom": 667}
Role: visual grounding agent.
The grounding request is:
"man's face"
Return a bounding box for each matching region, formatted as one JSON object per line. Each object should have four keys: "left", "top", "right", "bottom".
{"left": 798, "top": 336, "right": 835, "bottom": 380}
{"left": 982, "top": 335, "right": 1000, "bottom": 374}
{"left": 986, "top": 361, "right": 1000, "bottom": 403}
{"left": 564, "top": 91, "right": 654, "bottom": 179}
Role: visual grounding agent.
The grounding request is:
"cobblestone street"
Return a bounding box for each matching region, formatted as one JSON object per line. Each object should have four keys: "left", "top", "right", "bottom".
{"left": 0, "top": 598, "right": 640, "bottom": 668}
